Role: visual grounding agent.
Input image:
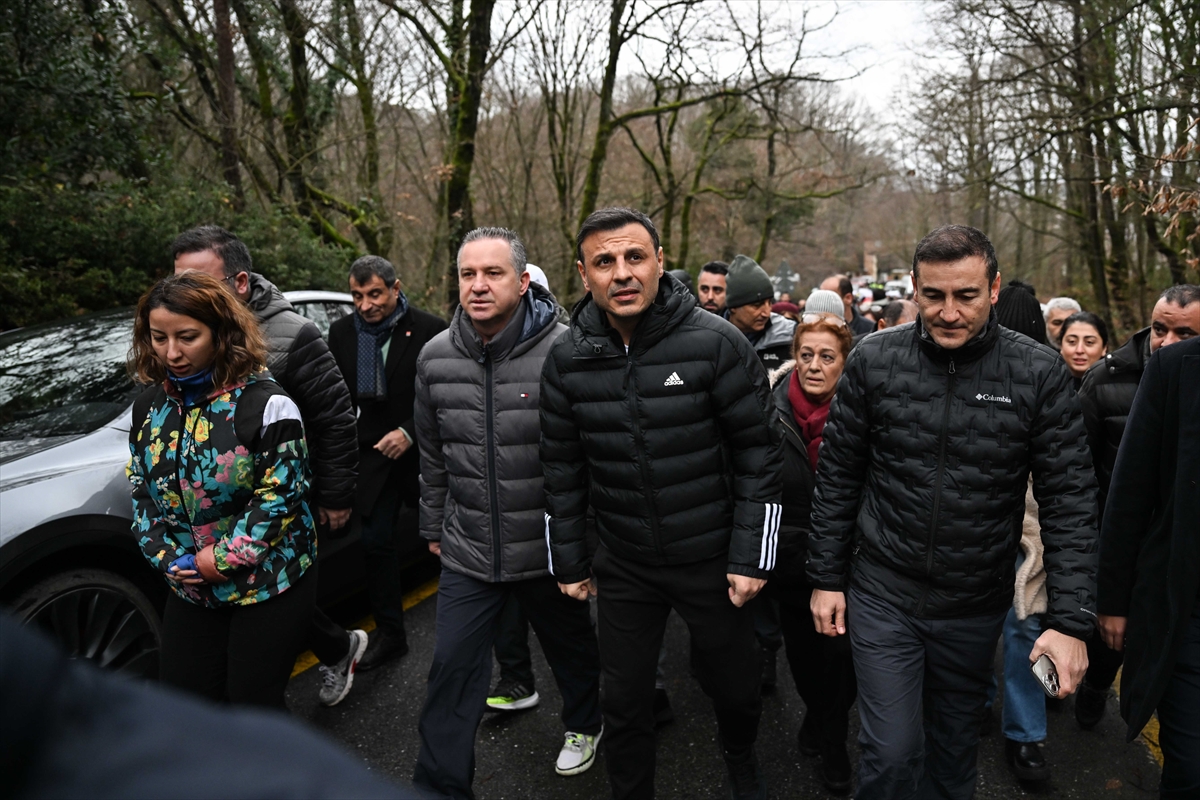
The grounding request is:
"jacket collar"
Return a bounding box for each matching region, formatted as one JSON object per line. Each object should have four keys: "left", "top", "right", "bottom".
{"left": 451, "top": 282, "right": 560, "bottom": 362}
{"left": 163, "top": 372, "right": 258, "bottom": 407}
{"left": 756, "top": 313, "right": 797, "bottom": 352}
{"left": 246, "top": 273, "right": 293, "bottom": 321}
{"left": 914, "top": 308, "right": 1000, "bottom": 367}
{"left": 569, "top": 272, "right": 696, "bottom": 358}
{"left": 1102, "top": 326, "right": 1151, "bottom": 376}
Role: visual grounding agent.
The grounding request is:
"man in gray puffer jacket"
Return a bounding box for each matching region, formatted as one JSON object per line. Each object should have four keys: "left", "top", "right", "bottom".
{"left": 411, "top": 228, "right": 602, "bottom": 799}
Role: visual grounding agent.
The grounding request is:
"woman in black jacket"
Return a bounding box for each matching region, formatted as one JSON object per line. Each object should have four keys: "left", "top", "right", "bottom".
{"left": 765, "top": 313, "right": 857, "bottom": 795}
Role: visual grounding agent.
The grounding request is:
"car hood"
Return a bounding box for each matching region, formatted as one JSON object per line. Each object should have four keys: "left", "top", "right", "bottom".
{"left": 0, "top": 435, "right": 75, "bottom": 466}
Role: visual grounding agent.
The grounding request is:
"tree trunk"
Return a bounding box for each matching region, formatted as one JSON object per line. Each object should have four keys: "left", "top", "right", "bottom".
{"left": 441, "top": 0, "right": 497, "bottom": 311}
{"left": 212, "top": 0, "right": 244, "bottom": 209}
{"left": 577, "top": 0, "right": 628, "bottom": 228}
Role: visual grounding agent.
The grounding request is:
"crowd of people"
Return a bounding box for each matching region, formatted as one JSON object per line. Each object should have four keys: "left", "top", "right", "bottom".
{"left": 123, "top": 214, "right": 1199, "bottom": 800}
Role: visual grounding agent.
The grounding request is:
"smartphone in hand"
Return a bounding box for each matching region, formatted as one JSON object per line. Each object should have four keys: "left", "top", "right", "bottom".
{"left": 1031, "top": 654, "right": 1060, "bottom": 698}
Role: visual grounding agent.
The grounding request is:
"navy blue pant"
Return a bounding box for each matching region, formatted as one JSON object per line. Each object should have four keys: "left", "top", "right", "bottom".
{"left": 413, "top": 568, "right": 601, "bottom": 799}
{"left": 1157, "top": 606, "right": 1200, "bottom": 798}
{"left": 848, "top": 586, "right": 1005, "bottom": 800}
{"left": 494, "top": 594, "right": 534, "bottom": 687}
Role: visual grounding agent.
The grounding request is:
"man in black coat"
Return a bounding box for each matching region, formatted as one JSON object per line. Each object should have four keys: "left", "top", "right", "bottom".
{"left": 1097, "top": 335, "right": 1200, "bottom": 798}
{"left": 808, "top": 225, "right": 1098, "bottom": 800}
{"left": 172, "top": 226, "right": 365, "bottom": 706}
{"left": 1075, "top": 283, "right": 1199, "bottom": 727}
{"left": 542, "top": 207, "right": 783, "bottom": 800}
{"left": 329, "top": 256, "right": 448, "bottom": 670}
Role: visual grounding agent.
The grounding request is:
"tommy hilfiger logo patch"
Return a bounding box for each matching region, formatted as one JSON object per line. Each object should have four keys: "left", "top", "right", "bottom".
{"left": 976, "top": 392, "right": 1012, "bottom": 404}
{"left": 664, "top": 371, "right": 684, "bottom": 387}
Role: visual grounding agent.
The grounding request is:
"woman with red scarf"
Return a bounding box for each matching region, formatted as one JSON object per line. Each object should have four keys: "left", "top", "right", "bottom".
{"left": 765, "top": 313, "right": 857, "bottom": 795}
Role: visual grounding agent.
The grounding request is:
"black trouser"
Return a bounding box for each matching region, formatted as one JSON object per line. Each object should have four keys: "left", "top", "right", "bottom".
{"left": 848, "top": 586, "right": 1005, "bottom": 800}
{"left": 1082, "top": 627, "right": 1124, "bottom": 692}
{"left": 752, "top": 595, "right": 783, "bottom": 653}
{"left": 776, "top": 585, "right": 857, "bottom": 746}
{"left": 359, "top": 489, "right": 406, "bottom": 640}
{"left": 307, "top": 530, "right": 351, "bottom": 666}
{"left": 160, "top": 565, "right": 318, "bottom": 710}
{"left": 494, "top": 593, "right": 535, "bottom": 688}
{"left": 592, "top": 545, "right": 762, "bottom": 800}
{"left": 413, "top": 568, "right": 602, "bottom": 799}
{"left": 1157, "top": 605, "right": 1200, "bottom": 798}
{"left": 308, "top": 608, "right": 350, "bottom": 665}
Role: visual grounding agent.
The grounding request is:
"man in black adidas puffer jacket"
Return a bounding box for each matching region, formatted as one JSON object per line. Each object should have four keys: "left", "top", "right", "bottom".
{"left": 808, "top": 226, "right": 1098, "bottom": 800}
{"left": 542, "top": 208, "right": 782, "bottom": 800}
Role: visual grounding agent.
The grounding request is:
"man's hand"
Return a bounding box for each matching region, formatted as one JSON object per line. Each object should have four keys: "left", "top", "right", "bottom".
{"left": 558, "top": 578, "right": 596, "bottom": 601}
{"left": 1098, "top": 614, "right": 1127, "bottom": 652}
{"left": 318, "top": 507, "right": 352, "bottom": 530}
{"left": 810, "top": 589, "right": 847, "bottom": 637}
{"left": 428, "top": 540, "right": 442, "bottom": 556}
{"left": 1030, "top": 628, "right": 1089, "bottom": 696}
{"left": 374, "top": 429, "right": 411, "bottom": 460}
{"left": 728, "top": 574, "right": 766, "bottom": 607}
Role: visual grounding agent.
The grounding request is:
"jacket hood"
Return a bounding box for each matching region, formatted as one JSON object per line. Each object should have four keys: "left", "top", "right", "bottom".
{"left": 1100, "top": 325, "right": 1150, "bottom": 377}
{"left": 768, "top": 359, "right": 795, "bottom": 389}
{"left": 569, "top": 272, "right": 697, "bottom": 357}
{"left": 756, "top": 313, "right": 796, "bottom": 353}
{"left": 246, "top": 273, "right": 295, "bottom": 321}
{"left": 914, "top": 307, "right": 1000, "bottom": 366}
{"left": 450, "top": 280, "right": 561, "bottom": 362}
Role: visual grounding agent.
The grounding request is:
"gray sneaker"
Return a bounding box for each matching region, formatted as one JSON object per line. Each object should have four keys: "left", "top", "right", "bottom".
{"left": 318, "top": 629, "right": 369, "bottom": 707}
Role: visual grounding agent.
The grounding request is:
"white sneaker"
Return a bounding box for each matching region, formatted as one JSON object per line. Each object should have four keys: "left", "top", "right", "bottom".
{"left": 555, "top": 726, "right": 602, "bottom": 776}
{"left": 318, "top": 629, "right": 368, "bottom": 707}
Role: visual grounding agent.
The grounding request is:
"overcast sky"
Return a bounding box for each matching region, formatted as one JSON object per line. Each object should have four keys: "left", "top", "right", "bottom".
{"left": 803, "top": 1, "right": 935, "bottom": 120}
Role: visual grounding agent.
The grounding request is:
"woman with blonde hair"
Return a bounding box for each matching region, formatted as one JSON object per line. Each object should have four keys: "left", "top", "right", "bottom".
{"left": 127, "top": 271, "right": 316, "bottom": 709}
{"left": 765, "top": 313, "right": 857, "bottom": 795}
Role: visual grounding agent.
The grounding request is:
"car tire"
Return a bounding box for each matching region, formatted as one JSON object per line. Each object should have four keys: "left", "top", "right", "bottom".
{"left": 13, "top": 568, "right": 162, "bottom": 679}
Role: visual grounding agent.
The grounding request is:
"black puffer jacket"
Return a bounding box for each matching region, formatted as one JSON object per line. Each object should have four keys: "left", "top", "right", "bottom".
{"left": 807, "top": 313, "right": 1099, "bottom": 638}
{"left": 247, "top": 274, "right": 357, "bottom": 510}
{"left": 1079, "top": 326, "right": 1149, "bottom": 520}
{"left": 541, "top": 274, "right": 784, "bottom": 584}
{"left": 414, "top": 285, "right": 565, "bottom": 583}
{"left": 768, "top": 362, "right": 816, "bottom": 585}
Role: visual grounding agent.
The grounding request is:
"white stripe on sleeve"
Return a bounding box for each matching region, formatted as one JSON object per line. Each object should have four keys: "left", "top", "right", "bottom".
{"left": 544, "top": 513, "right": 554, "bottom": 575}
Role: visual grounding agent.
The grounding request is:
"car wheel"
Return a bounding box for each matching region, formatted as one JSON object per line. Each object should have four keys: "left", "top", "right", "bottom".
{"left": 13, "top": 568, "right": 161, "bottom": 679}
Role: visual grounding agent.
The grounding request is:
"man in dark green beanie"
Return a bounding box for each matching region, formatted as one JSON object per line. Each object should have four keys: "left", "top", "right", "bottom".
{"left": 725, "top": 254, "right": 796, "bottom": 372}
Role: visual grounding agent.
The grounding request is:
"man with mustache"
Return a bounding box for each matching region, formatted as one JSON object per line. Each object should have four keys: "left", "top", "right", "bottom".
{"left": 808, "top": 225, "right": 1099, "bottom": 800}
{"left": 541, "top": 207, "right": 783, "bottom": 800}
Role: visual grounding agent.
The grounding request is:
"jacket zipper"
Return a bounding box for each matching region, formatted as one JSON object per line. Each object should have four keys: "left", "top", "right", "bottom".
{"left": 626, "top": 347, "right": 662, "bottom": 557}
{"left": 918, "top": 357, "right": 955, "bottom": 615}
{"left": 174, "top": 402, "right": 194, "bottom": 529}
{"left": 482, "top": 346, "right": 503, "bottom": 581}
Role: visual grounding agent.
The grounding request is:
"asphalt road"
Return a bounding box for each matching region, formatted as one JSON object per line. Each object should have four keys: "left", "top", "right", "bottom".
{"left": 287, "top": 583, "right": 1162, "bottom": 799}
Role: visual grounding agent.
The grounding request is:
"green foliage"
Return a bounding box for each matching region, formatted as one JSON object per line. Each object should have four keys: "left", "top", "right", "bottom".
{"left": 0, "top": 180, "right": 350, "bottom": 329}
{"left": 0, "top": 0, "right": 150, "bottom": 184}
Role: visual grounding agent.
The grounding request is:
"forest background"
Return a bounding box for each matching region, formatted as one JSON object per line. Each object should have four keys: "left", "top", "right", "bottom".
{"left": 1, "top": 0, "right": 1196, "bottom": 336}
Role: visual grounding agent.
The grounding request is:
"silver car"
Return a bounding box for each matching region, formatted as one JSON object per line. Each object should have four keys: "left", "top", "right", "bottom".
{"left": 0, "top": 292, "right": 368, "bottom": 678}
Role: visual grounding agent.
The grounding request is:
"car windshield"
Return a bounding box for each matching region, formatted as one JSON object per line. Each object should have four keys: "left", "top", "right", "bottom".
{"left": 0, "top": 309, "right": 140, "bottom": 439}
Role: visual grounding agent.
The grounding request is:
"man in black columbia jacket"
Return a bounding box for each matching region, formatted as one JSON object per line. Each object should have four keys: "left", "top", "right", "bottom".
{"left": 808, "top": 226, "right": 1098, "bottom": 800}
{"left": 542, "top": 207, "right": 783, "bottom": 800}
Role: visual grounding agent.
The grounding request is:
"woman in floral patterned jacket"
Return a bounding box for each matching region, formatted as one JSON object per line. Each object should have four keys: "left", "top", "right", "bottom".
{"left": 127, "top": 271, "right": 317, "bottom": 709}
